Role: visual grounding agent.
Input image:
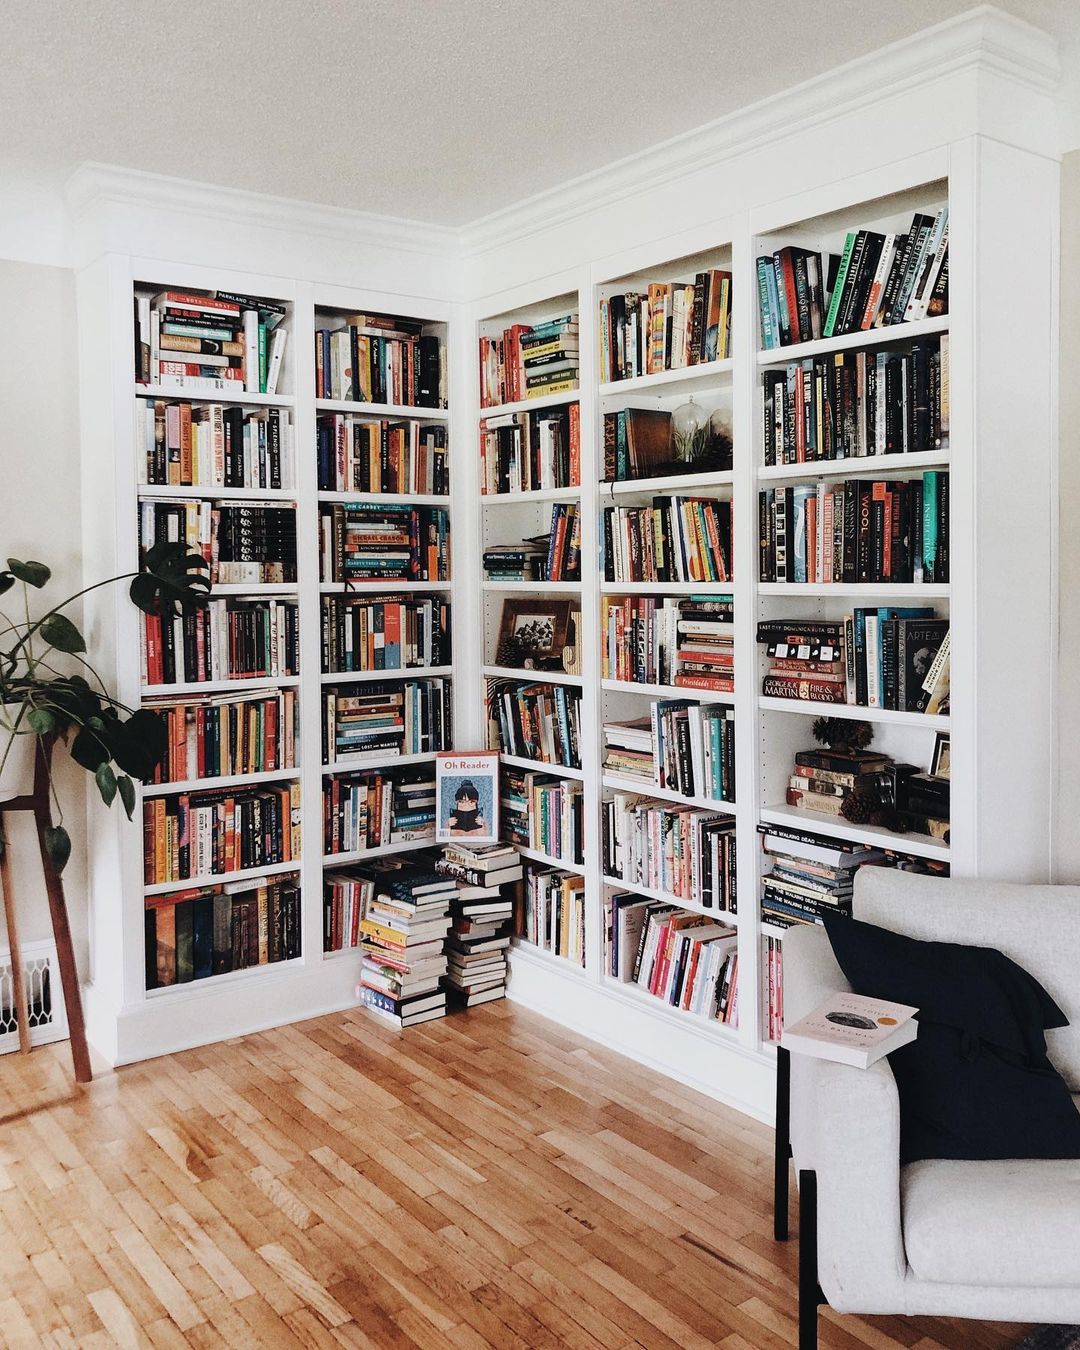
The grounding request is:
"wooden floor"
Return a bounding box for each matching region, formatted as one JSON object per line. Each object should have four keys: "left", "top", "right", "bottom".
{"left": 0, "top": 1000, "right": 1033, "bottom": 1349}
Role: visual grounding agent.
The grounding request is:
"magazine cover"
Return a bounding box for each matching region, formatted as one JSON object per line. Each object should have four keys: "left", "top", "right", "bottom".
{"left": 436, "top": 751, "right": 499, "bottom": 843}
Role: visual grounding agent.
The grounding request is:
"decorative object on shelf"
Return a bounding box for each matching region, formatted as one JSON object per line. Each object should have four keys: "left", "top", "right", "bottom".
{"left": 672, "top": 396, "right": 709, "bottom": 462}
{"left": 707, "top": 408, "right": 734, "bottom": 471}
{"left": 561, "top": 610, "right": 582, "bottom": 676}
{"left": 812, "top": 716, "right": 873, "bottom": 754}
{"left": 496, "top": 598, "right": 573, "bottom": 672}
{"left": 0, "top": 543, "right": 210, "bottom": 870}
{"left": 931, "top": 732, "right": 951, "bottom": 779}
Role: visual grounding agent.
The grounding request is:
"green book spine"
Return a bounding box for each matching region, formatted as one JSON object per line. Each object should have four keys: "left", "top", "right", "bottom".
{"left": 823, "top": 232, "right": 857, "bottom": 339}
{"left": 922, "top": 472, "right": 939, "bottom": 582}
{"left": 175, "top": 900, "right": 195, "bottom": 983}
{"left": 258, "top": 322, "right": 268, "bottom": 393}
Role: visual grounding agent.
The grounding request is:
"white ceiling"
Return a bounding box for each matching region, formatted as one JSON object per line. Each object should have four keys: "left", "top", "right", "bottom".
{"left": 1, "top": 0, "right": 1078, "bottom": 227}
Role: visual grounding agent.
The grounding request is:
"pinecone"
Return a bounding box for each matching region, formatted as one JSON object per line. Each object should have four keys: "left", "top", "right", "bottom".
{"left": 496, "top": 635, "right": 531, "bottom": 668}
{"left": 813, "top": 716, "right": 874, "bottom": 753}
{"left": 840, "top": 791, "right": 876, "bottom": 825}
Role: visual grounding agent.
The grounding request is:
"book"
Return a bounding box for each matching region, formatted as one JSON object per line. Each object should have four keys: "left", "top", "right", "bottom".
{"left": 602, "top": 792, "right": 736, "bottom": 913}
{"left": 480, "top": 314, "right": 579, "bottom": 407}
{"left": 137, "top": 401, "right": 293, "bottom": 491}
{"left": 139, "top": 288, "right": 284, "bottom": 393}
{"left": 479, "top": 403, "right": 580, "bottom": 494}
{"left": 316, "top": 415, "right": 447, "bottom": 496}
{"left": 501, "top": 768, "right": 584, "bottom": 865}
{"left": 142, "top": 782, "right": 301, "bottom": 885}
{"left": 323, "top": 768, "right": 438, "bottom": 854}
{"left": 603, "top": 497, "right": 732, "bottom": 584}
{"left": 315, "top": 311, "right": 445, "bottom": 408}
{"left": 485, "top": 678, "right": 582, "bottom": 770}
{"left": 599, "top": 271, "right": 731, "bottom": 382}
{"left": 141, "top": 597, "right": 300, "bottom": 686}
{"left": 318, "top": 502, "right": 451, "bottom": 583}
{"left": 781, "top": 991, "right": 918, "bottom": 1067}
{"left": 320, "top": 594, "right": 451, "bottom": 675}
{"left": 146, "top": 687, "right": 299, "bottom": 783}
{"left": 139, "top": 500, "right": 297, "bottom": 585}
{"left": 322, "top": 678, "right": 452, "bottom": 761}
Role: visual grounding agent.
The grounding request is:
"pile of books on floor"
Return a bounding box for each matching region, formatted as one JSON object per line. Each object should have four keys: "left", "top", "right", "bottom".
{"left": 357, "top": 853, "right": 456, "bottom": 1027}
{"left": 437, "top": 843, "right": 523, "bottom": 1008}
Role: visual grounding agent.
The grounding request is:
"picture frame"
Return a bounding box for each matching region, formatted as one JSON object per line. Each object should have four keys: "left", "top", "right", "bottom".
{"left": 496, "top": 598, "right": 573, "bottom": 667}
{"left": 436, "top": 751, "right": 500, "bottom": 844}
{"left": 930, "top": 732, "right": 950, "bottom": 780}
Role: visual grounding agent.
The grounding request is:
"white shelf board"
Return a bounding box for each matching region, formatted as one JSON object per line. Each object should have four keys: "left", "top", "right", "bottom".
{"left": 315, "top": 398, "right": 449, "bottom": 420}
{"left": 144, "top": 858, "right": 301, "bottom": 896}
{"left": 513, "top": 845, "right": 586, "bottom": 873}
{"left": 757, "top": 582, "right": 949, "bottom": 598}
{"left": 137, "top": 484, "right": 298, "bottom": 501}
{"left": 598, "top": 357, "right": 734, "bottom": 398}
{"left": 756, "top": 316, "right": 949, "bottom": 367}
{"left": 142, "top": 676, "right": 300, "bottom": 696}
{"left": 482, "top": 580, "right": 581, "bottom": 594}
{"left": 600, "top": 470, "right": 734, "bottom": 496}
{"left": 759, "top": 804, "right": 950, "bottom": 861}
{"left": 479, "top": 389, "right": 580, "bottom": 417}
{"left": 601, "top": 679, "right": 735, "bottom": 705}
{"left": 211, "top": 583, "right": 297, "bottom": 596}
{"left": 599, "top": 975, "right": 742, "bottom": 1044}
{"left": 600, "top": 580, "right": 736, "bottom": 596}
{"left": 481, "top": 486, "right": 581, "bottom": 505}
{"left": 601, "top": 873, "right": 739, "bottom": 923}
{"left": 510, "top": 938, "right": 590, "bottom": 979}
{"left": 320, "top": 581, "right": 452, "bottom": 593}
{"left": 757, "top": 450, "right": 949, "bottom": 482}
{"left": 319, "top": 666, "right": 453, "bottom": 683}
{"left": 323, "top": 838, "right": 436, "bottom": 866}
{"left": 601, "top": 773, "right": 736, "bottom": 813}
{"left": 144, "top": 955, "right": 305, "bottom": 1000}
{"left": 500, "top": 753, "right": 584, "bottom": 781}
{"left": 136, "top": 384, "right": 295, "bottom": 408}
{"left": 760, "top": 921, "right": 794, "bottom": 940}
{"left": 482, "top": 665, "right": 583, "bottom": 686}
{"left": 324, "top": 751, "right": 437, "bottom": 774}
{"left": 317, "top": 490, "right": 449, "bottom": 506}
{"left": 757, "top": 696, "right": 950, "bottom": 729}
{"left": 141, "top": 768, "right": 301, "bottom": 798}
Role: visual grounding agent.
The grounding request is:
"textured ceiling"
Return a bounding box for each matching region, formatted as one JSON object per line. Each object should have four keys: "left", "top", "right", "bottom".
{"left": 0, "top": 0, "right": 1077, "bottom": 226}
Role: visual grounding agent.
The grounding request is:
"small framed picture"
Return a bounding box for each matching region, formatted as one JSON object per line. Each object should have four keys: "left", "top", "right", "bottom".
{"left": 436, "top": 751, "right": 500, "bottom": 843}
{"left": 931, "top": 732, "right": 950, "bottom": 780}
{"left": 497, "top": 598, "right": 573, "bottom": 666}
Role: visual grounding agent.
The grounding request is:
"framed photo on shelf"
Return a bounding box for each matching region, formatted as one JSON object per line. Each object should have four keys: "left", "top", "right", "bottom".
{"left": 436, "top": 751, "right": 499, "bottom": 843}
{"left": 931, "top": 733, "right": 951, "bottom": 780}
{"left": 496, "top": 598, "right": 573, "bottom": 669}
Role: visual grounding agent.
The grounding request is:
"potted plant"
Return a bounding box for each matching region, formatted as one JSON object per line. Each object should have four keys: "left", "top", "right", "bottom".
{"left": 0, "top": 543, "right": 211, "bottom": 872}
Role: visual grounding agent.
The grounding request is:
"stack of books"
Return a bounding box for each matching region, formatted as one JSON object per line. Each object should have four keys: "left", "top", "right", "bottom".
{"left": 316, "top": 415, "right": 448, "bottom": 496}
{"left": 479, "top": 404, "right": 580, "bottom": 493}
{"left": 139, "top": 501, "right": 297, "bottom": 585}
{"left": 135, "top": 288, "right": 287, "bottom": 395}
{"left": 314, "top": 313, "right": 443, "bottom": 408}
{"left": 785, "top": 744, "right": 893, "bottom": 819}
{"left": 357, "top": 855, "right": 456, "bottom": 1027}
{"left": 602, "top": 791, "right": 736, "bottom": 912}
{"left": 320, "top": 594, "right": 451, "bottom": 675}
{"left": 479, "top": 314, "right": 579, "bottom": 407}
{"left": 142, "top": 597, "right": 300, "bottom": 685}
{"left": 607, "top": 893, "right": 738, "bottom": 1020}
{"left": 323, "top": 768, "right": 436, "bottom": 854}
{"left": 138, "top": 400, "right": 293, "bottom": 489}
{"left": 603, "top": 496, "right": 732, "bottom": 584}
{"left": 603, "top": 703, "right": 735, "bottom": 803}
{"left": 599, "top": 270, "right": 733, "bottom": 382}
{"left": 758, "top": 471, "right": 949, "bottom": 585}
{"left": 319, "top": 503, "right": 451, "bottom": 583}
{"left": 146, "top": 687, "right": 299, "bottom": 783}
{"left": 322, "top": 678, "right": 452, "bottom": 762}
{"left": 483, "top": 502, "right": 580, "bottom": 583}
{"left": 437, "top": 844, "right": 523, "bottom": 1007}
{"left": 519, "top": 864, "right": 586, "bottom": 964}
{"left": 757, "top": 207, "right": 948, "bottom": 348}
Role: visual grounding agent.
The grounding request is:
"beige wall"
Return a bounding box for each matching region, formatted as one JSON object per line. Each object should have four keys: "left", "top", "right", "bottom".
{"left": 0, "top": 260, "right": 89, "bottom": 979}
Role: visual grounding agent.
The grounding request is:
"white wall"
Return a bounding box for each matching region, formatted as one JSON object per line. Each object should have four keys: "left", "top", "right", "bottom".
{"left": 0, "top": 260, "right": 89, "bottom": 979}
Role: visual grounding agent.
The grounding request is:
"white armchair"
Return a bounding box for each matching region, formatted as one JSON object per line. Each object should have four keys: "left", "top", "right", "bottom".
{"left": 774, "top": 867, "right": 1080, "bottom": 1350}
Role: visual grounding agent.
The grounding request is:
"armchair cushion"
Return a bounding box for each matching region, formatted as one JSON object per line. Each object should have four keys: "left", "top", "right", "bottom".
{"left": 902, "top": 1155, "right": 1080, "bottom": 1287}
{"left": 823, "top": 913, "right": 1080, "bottom": 1163}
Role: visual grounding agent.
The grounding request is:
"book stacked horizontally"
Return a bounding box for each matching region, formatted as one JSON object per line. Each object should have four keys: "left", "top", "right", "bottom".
{"left": 479, "top": 315, "right": 579, "bottom": 406}
{"left": 785, "top": 745, "right": 892, "bottom": 819}
{"left": 437, "top": 843, "right": 524, "bottom": 1008}
{"left": 759, "top": 823, "right": 885, "bottom": 931}
{"left": 357, "top": 854, "right": 457, "bottom": 1027}
{"left": 136, "top": 289, "right": 287, "bottom": 395}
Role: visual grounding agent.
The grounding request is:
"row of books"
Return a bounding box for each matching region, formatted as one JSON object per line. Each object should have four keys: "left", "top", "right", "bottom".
{"left": 602, "top": 792, "right": 737, "bottom": 912}
{"left": 439, "top": 843, "right": 521, "bottom": 1008}
{"left": 603, "top": 702, "right": 736, "bottom": 803}
{"left": 145, "top": 875, "right": 301, "bottom": 989}
{"left": 757, "top": 207, "right": 948, "bottom": 349}
{"left": 602, "top": 594, "right": 734, "bottom": 693}
{"left": 142, "top": 599, "right": 300, "bottom": 686}
{"left": 316, "top": 415, "right": 448, "bottom": 497}
{"left": 518, "top": 864, "right": 585, "bottom": 967}
{"left": 599, "top": 271, "right": 733, "bottom": 383}
{"left": 138, "top": 400, "right": 293, "bottom": 490}
{"left": 319, "top": 595, "right": 451, "bottom": 674}
{"left": 758, "top": 473, "right": 949, "bottom": 585}
{"left": 501, "top": 768, "right": 584, "bottom": 865}
{"left": 139, "top": 501, "right": 297, "bottom": 585}
{"left": 142, "top": 781, "right": 301, "bottom": 885}
{"left": 318, "top": 503, "right": 451, "bottom": 583}
{"left": 322, "top": 768, "right": 435, "bottom": 855}
{"left": 607, "top": 893, "right": 738, "bottom": 1023}
{"left": 314, "top": 312, "right": 444, "bottom": 407}
{"left": 479, "top": 314, "right": 579, "bottom": 407}
{"left": 761, "top": 335, "right": 949, "bottom": 464}
{"left": 146, "top": 687, "right": 298, "bottom": 784}
{"left": 135, "top": 289, "right": 287, "bottom": 395}
{"left": 757, "top": 614, "right": 950, "bottom": 712}
{"left": 322, "top": 678, "right": 452, "bottom": 762}
{"left": 763, "top": 934, "right": 783, "bottom": 1043}
{"left": 483, "top": 503, "right": 580, "bottom": 582}
{"left": 485, "top": 678, "right": 581, "bottom": 770}
{"left": 479, "top": 403, "right": 580, "bottom": 494}
{"left": 603, "top": 496, "right": 732, "bottom": 584}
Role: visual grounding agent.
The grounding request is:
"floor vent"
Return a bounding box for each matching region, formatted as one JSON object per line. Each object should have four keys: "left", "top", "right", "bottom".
{"left": 0, "top": 940, "right": 68, "bottom": 1054}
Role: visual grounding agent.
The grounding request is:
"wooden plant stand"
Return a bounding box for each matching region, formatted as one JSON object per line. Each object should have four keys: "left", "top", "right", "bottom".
{"left": 0, "top": 741, "right": 91, "bottom": 1083}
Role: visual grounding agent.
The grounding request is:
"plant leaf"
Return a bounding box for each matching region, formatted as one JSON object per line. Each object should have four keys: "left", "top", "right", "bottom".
{"left": 116, "top": 774, "right": 136, "bottom": 820}
{"left": 109, "top": 708, "right": 168, "bottom": 780}
{"left": 0, "top": 573, "right": 14, "bottom": 596}
{"left": 27, "top": 707, "right": 55, "bottom": 735}
{"left": 95, "top": 761, "right": 117, "bottom": 807}
{"left": 6, "top": 558, "right": 50, "bottom": 588}
{"left": 44, "top": 825, "right": 71, "bottom": 875}
{"left": 130, "top": 541, "right": 211, "bottom": 616}
{"left": 70, "top": 725, "right": 108, "bottom": 771}
{"left": 39, "top": 613, "right": 86, "bottom": 654}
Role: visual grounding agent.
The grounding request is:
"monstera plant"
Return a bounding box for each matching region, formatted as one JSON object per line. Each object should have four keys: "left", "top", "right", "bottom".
{"left": 0, "top": 543, "right": 211, "bottom": 872}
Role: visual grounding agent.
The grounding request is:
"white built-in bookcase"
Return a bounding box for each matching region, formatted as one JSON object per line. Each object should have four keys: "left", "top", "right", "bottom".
{"left": 74, "top": 9, "right": 1060, "bottom": 1115}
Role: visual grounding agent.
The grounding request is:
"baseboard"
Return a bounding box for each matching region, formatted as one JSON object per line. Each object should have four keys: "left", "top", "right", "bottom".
{"left": 506, "top": 944, "right": 776, "bottom": 1124}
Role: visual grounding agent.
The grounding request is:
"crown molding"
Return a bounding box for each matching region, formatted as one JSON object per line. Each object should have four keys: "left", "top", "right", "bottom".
{"left": 65, "top": 162, "right": 460, "bottom": 263}
{"left": 459, "top": 4, "right": 1061, "bottom": 259}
